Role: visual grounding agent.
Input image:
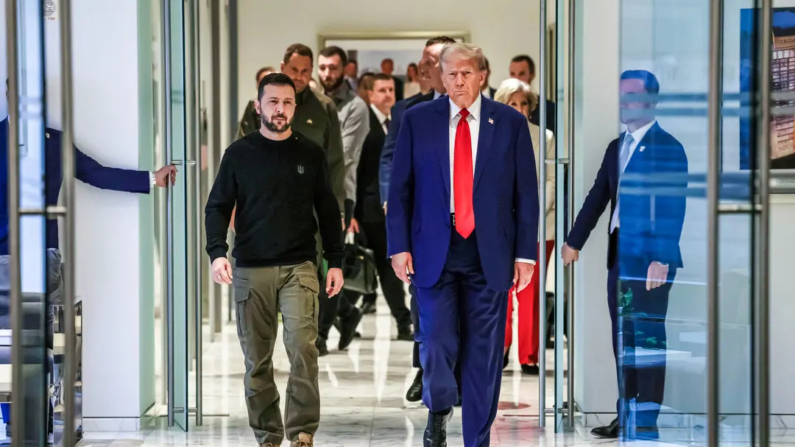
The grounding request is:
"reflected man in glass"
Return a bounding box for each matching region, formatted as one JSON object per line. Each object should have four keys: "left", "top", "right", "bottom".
{"left": 562, "top": 70, "right": 688, "bottom": 439}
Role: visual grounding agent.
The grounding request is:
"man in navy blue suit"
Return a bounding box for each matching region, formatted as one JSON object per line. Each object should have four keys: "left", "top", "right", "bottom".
{"left": 387, "top": 42, "right": 539, "bottom": 447}
{"left": 562, "top": 70, "right": 688, "bottom": 440}
{"left": 0, "top": 117, "right": 176, "bottom": 256}
{"left": 378, "top": 35, "right": 455, "bottom": 403}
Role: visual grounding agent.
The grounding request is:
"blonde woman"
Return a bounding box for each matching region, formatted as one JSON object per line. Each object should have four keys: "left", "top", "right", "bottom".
{"left": 494, "top": 78, "right": 555, "bottom": 375}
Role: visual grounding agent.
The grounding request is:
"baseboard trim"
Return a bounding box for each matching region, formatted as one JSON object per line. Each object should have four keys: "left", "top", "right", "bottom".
{"left": 82, "top": 417, "right": 144, "bottom": 432}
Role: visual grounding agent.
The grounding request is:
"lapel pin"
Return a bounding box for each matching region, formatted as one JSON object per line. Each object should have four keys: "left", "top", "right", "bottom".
{"left": 307, "top": 119, "right": 313, "bottom": 125}
{"left": 639, "top": 145, "right": 646, "bottom": 152}
{"left": 488, "top": 118, "right": 494, "bottom": 125}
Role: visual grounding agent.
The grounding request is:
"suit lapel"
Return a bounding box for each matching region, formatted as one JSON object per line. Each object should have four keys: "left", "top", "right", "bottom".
{"left": 434, "top": 98, "right": 452, "bottom": 200}
{"left": 474, "top": 98, "right": 495, "bottom": 192}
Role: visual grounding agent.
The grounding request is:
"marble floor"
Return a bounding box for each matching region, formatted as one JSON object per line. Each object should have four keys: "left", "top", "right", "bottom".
{"left": 78, "top": 297, "right": 791, "bottom": 447}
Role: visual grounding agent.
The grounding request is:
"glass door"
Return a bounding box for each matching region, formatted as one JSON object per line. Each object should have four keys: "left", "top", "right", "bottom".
{"left": 6, "top": 0, "right": 50, "bottom": 444}
{"left": 163, "top": 0, "right": 189, "bottom": 431}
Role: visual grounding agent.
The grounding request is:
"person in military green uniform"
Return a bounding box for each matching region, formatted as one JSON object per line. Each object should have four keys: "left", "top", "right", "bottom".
{"left": 317, "top": 46, "right": 371, "bottom": 353}
{"left": 279, "top": 44, "right": 348, "bottom": 357}
{"left": 236, "top": 66, "right": 275, "bottom": 140}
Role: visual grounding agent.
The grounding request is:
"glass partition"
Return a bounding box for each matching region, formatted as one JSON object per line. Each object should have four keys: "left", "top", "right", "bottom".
{"left": 5, "top": 0, "right": 58, "bottom": 443}
{"left": 615, "top": 0, "right": 758, "bottom": 444}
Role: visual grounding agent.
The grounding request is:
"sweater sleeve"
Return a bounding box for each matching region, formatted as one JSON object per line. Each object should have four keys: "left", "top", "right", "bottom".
{"left": 314, "top": 152, "right": 345, "bottom": 269}
{"left": 205, "top": 150, "right": 236, "bottom": 262}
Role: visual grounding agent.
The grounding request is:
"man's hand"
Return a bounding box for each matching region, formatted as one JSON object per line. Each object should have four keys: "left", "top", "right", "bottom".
{"left": 326, "top": 268, "right": 344, "bottom": 297}
{"left": 211, "top": 258, "right": 233, "bottom": 285}
{"left": 646, "top": 261, "right": 669, "bottom": 291}
{"left": 513, "top": 262, "right": 535, "bottom": 292}
{"left": 562, "top": 243, "right": 580, "bottom": 266}
{"left": 348, "top": 217, "right": 360, "bottom": 234}
{"left": 154, "top": 164, "right": 177, "bottom": 187}
{"left": 391, "top": 252, "right": 414, "bottom": 285}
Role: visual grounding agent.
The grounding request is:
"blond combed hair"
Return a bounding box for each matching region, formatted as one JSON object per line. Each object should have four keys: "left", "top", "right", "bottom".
{"left": 439, "top": 42, "right": 487, "bottom": 72}
{"left": 494, "top": 78, "right": 538, "bottom": 116}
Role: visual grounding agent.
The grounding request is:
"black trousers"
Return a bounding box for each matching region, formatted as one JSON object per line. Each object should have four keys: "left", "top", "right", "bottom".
{"left": 317, "top": 266, "right": 355, "bottom": 340}
{"left": 608, "top": 259, "right": 674, "bottom": 428}
{"left": 358, "top": 220, "right": 411, "bottom": 328}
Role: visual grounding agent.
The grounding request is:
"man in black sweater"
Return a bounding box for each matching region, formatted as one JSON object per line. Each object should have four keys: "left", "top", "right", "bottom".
{"left": 205, "top": 73, "right": 344, "bottom": 447}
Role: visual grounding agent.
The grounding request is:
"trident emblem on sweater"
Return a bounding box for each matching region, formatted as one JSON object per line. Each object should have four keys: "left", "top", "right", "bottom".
{"left": 297, "top": 165, "right": 305, "bottom": 174}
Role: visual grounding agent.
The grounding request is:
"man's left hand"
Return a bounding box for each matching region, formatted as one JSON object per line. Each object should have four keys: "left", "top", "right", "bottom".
{"left": 646, "top": 261, "right": 669, "bottom": 291}
{"left": 154, "top": 165, "right": 177, "bottom": 187}
{"left": 513, "top": 262, "right": 535, "bottom": 293}
{"left": 326, "top": 268, "right": 344, "bottom": 297}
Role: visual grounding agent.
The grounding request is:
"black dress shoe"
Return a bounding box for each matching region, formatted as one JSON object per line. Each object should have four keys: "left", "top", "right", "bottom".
{"left": 316, "top": 336, "right": 329, "bottom": 357}
{"left": 591, "top": 418, "right": 619, "bottom": 439}
{"left": 338, "top": 307, "right": 363, "bottom": 350}
{"left": 406, "top": 369, "right": 423, "bottom": 402}
{"left": 521, "top": 364, "right": 540, "bottom": 375}
{"left": 360, "top": 301, "right": 377, "bottom": 315}
{"left": 423, "top": 408, "right": 453, "bottom": 447}
{"left": 503, "top": 351, "right": 510, "bottom": 370}
{"left": 397, "top": 328, "right": 414, "bottom": 341}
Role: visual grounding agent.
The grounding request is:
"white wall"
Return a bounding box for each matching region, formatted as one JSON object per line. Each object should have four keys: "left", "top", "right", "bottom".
{"left": 572, "top": 0, "right": 620, "bottom": 414}
{"left": 237, "top": 0, "right": 543, "bottom": 115}
{"left": 43, "top": 0, "right": 148, "bottom": 419}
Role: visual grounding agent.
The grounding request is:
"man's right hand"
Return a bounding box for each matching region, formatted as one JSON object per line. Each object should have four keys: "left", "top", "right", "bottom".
{"left": 391, "top": 252, "right": 414, "bottom": 284}
{"left": 212, "top": 258, "right": 233, "bottom": 285}
{"left": 561, "top": 243, "right": 580, "bottom": 266}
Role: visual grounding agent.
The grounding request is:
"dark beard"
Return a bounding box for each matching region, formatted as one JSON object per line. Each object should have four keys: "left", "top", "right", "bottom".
{"left": 322, "top": 75, "right": 345, "bottom": 93}
{"left": 261, "top": 113, "right": 292, "bottom": 133}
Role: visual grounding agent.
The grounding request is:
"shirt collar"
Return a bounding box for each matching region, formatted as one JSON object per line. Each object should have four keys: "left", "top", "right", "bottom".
{"left": 370, "top": 104, "right": 390, "bottom": 124}
{"left": 433, "top": 90, "right": 443, "bottom": 100}
{"left": 449, "top": 93, "right": 482, "bottom": 123}
{"left": 625, "top": 119, "right": 656, "bottom": 144}
{"left": 328, "top": 81, "right": 353, "bottom": 103}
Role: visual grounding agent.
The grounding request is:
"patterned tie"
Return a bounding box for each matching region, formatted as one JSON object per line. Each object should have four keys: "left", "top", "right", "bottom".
{"left": 384, "top": 118, "right": 390, "bottom": 134}
{"left": 454, "top": 109, "right": 475, "bottom": 238}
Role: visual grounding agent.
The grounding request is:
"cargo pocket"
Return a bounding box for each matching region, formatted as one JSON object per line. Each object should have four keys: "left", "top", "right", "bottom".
{"left": 298, "top": 275, "right": 320, "bottom": 327}
{"left": 233, "top": 279, "right": 251, "bottom": 336}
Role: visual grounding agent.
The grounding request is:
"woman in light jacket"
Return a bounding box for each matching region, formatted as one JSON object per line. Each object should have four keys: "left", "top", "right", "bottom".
{"left": 495, "top": 78, "right": 555, "bottom": 375}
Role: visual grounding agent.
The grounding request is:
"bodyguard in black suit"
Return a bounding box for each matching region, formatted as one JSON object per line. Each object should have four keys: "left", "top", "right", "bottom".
{"left": 563, "top": 70, "right": 688, "bottom": 440}
{"left": 346, "top": 74, "right": 413, "bottom": 339}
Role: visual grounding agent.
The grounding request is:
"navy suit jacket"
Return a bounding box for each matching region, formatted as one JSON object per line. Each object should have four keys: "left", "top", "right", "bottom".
{"left": 0, "top": 119, "right": 151, "bottom": 254}
{"left": 386, "top": 96, "right": 540, "bottom": 291}
{"left": 566, "top": 122, "right": 688, "bottom": 275}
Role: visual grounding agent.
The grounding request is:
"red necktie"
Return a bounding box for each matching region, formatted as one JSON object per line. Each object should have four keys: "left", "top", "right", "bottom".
{"left": 454, "top": 109, "right": 475, "bottom": 238}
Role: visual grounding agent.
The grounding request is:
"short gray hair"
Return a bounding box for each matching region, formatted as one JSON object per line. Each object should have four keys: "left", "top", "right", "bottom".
{"left": 439, "top": 43, "right": 487, "bottom": 72}
{"left": 494, "top": 78, "right": 538, "bottom": 116}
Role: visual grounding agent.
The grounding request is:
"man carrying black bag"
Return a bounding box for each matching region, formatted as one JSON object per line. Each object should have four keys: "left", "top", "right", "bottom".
{"left": 345, "top": 74, "right": 413, "bottom": 341}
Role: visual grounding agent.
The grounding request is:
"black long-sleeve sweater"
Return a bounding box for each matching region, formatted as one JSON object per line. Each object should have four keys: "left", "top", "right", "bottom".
{"left": 205, "top": 131, "right": 344, "bottom": 269}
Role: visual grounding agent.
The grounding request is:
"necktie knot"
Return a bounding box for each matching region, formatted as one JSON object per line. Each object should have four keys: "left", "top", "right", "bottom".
{"left": 459, "top": 108, "right": 470, "bottom": 120}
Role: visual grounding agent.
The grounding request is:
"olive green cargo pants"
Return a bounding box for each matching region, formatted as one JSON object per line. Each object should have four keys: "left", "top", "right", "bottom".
{"left": 233, "top": 261, "right": 321, "bottom": 445}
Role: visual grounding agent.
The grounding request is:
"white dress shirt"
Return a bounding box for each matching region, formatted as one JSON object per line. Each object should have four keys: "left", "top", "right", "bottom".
{"left": 371, "top": 104, "right": 391, "bottom": 135}
{"left": 434, "top": 90, "right": 443, "bottom": 100}
{"left": 481, "top": 87, "right": 492, "bottom": 99}
{"left": 448, "top": 95, "right": 534, "bottom": 264}
{"left": 609, "top": 119, "right": 656, "bottom": 233}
